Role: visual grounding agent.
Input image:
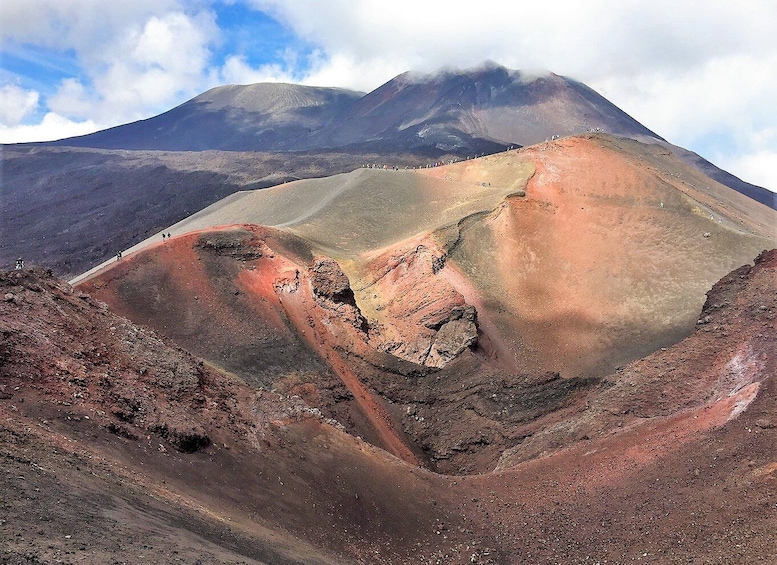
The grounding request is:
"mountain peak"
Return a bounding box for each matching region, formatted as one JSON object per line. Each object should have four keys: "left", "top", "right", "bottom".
{"left": 394, "top": 62, "right": 556, "bottom": 85}
{"left": 46, "top": 61, "right": 655, "bottom": 153}
{"left": 191, "top": 81, "right": 364, "bottom": 113}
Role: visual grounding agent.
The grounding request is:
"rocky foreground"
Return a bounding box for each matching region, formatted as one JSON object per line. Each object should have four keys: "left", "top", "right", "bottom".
{"left": 1, "top": 249, "right": 775, "bottom": 564}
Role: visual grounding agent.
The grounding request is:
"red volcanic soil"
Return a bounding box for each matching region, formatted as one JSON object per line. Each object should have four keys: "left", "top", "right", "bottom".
{"left": 3, "top": 229, "right": 774, "bottom": 562}
{"left": 0, "top": 267, "right": 463, "bottom": 564}
{"left": 78, "top": 227, "right": 425, "bottom": 466}
{"left": 73, "top": 134, "right": 773, "bottom": 403}
{"left": 77, "top": 226, "right": 601, "bottom": 475}
{"left": 445, "top": 135, "right": 773, "bottom": 379}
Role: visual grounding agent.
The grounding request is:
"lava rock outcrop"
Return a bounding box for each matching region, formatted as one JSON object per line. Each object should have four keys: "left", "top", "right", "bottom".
{"left": 425, "top": 305, "right": 478, "bottom": 368}
{"left": 309, "top": 256, "right": 368, "bottom": 332}
{"left": 360, "top": 240, "right": 480, "bottom": 367}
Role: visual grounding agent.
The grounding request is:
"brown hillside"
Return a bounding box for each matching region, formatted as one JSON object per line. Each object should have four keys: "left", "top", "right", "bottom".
{"left": 442, "top": 135, "right": 774, "bottom": 377}
{"left": 77, "top": 135, "right": 775, "bottom": 385}
{"left": 2, "top": 250, "right": 775, "bottom": 563}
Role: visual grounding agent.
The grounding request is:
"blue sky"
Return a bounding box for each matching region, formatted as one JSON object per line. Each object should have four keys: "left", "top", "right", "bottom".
{"left": 1, "top": 0, "right": 776, "bottom": 191}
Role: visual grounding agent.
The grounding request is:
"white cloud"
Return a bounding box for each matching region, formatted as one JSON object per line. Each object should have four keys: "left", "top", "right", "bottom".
{"left": 248, "top": 0, "right": 775, "bottom": 86}
{"left": 2, "top": 1, "right": 220, "bottom": 127}
{"left": 0, "top": 0, "right": 180, "bottom": 53}
{"left": 97, "top": 12, "right": 217, "bottom": 114}
{"left": 0, "top": 112, "right": 98, "bottom": 143}
{"left": 220, "top": 55, "right": 298, "bottom": 85}
{"left": 591, "top": 51, "right": 777, "bottom": 191}
{"left": 591, "top": 53, "right": 777, "bottom": 145}
{"left": 54, "top": 10, "right": 219, "bottom": 124}
{"left": 0, "top": 84, "right": 39, "bottom": 126}
{"left": 46, "top": 78, "right": 93, "bottom": 120}
{"left": 300, "top": 52, "right": 407, "bottom": 91}
{"left": 716, "top": 151, "right": 777, "bottom": 193}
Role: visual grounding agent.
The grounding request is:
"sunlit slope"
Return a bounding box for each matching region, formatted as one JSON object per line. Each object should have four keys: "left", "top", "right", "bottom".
{"left": 164, "top": 160, "right": 535, "bottom": 257}
{"left": 116, "top": 134, "right": 774, "bottom": 379}
{"left": 444, "top": 135, "right": 775, "bottom": 377}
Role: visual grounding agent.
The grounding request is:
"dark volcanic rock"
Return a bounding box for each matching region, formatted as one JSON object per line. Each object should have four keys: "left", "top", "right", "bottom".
{"left": 309, "top": 256, "right": 368, "bottom": 332}
{"left": 149, "top": 422, "right": 211, "bottom": 453}
{"left": 425, "top": 305, "right": 479, "bottom": 368}
{"left": 427, "top": 317, "right": 478, "bottom": 368}
{"left": 310, "top": 256, "right": 354, "bottom": 303}
{"left": 195, "top": 230, "right": 268, "bottom": 261}
{"left": 0, "top": 147, "right": 414, "bottom": 278}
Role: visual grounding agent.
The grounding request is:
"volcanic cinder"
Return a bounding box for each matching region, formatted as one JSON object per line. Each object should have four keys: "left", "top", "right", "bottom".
{"left": 2, "top": 64, "right": 776, "bottom": 564}
{"left": 1, "top": 247, "right": 775, "bottom": 563}
{"left": 68, "top": 133, "right": 774, "bottom": 479}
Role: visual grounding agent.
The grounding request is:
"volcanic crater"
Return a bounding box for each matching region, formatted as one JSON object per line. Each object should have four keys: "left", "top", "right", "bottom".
{"left": 3, "top": 119, "right": 776, "bottom": 562}
{"left": 74, "top": 135, "right": 776, "bottom": 478}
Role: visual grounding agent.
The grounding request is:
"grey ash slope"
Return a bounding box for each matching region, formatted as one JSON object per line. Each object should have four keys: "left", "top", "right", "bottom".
{"left": 311, "top": 64, "right": 665, "bottom": 151}
{"left": 54, "top": 83, "right": 365, "bottom": 151}
{"left": 50, "top": 63, "right": 661, "bottom": 154}
{"left": 0, "top": 147, "right": 404, "bottom": 278}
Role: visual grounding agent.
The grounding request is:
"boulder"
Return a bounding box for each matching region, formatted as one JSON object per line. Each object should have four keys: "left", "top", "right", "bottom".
{"left": 426, "top": 316, "right": 479, "bottom": 368}
{"left": 310, "top": 257, "right": 356, "bottom": 304}
{"left": 309, "top": 256, "right": 368, "bottom": 332}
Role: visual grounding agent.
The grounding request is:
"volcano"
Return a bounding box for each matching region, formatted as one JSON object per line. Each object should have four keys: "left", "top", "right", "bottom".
{"left": 48, "top": 63, "right": 660, "bottom": 153}
{"left": 1, "top": 63, "right": 776, "bottom": 564}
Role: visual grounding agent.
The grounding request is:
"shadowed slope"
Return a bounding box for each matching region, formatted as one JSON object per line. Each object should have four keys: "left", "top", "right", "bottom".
{"left": 0, "top": 146, "right": 427, "bottom": 278}
{"left": 50, "top": 83, "right": 364, "bottom": 151}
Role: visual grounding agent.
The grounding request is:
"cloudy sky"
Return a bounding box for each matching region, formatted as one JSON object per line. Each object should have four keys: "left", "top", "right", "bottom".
{"left": 1, "top": 0, "right": 775, "bottom": 190}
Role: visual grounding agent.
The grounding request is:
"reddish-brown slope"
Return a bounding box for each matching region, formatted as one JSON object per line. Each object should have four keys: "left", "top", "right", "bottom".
{"left": 78, "top": 227, "right": 423, "bottom": 467}
{"left": 2, "top": 251, "right": 775, "bottom": 563}
{"left": 446, "top": 136, "right": 773, "bottom": 378}
{"left": 78, "top": 226, "right": 601, "bottom": 475}
{"left": 75, "top": 134, "right": 773, "bottom": 387}
{"left": 458, "top": 250, "right": 777, "bottom": 563}
{"left": 0, "top": 268, "right": 470, "bottom": 564}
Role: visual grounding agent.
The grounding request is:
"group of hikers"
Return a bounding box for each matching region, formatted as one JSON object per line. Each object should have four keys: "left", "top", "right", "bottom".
{"left": 363, "top": 158, "right": 466, "bottom": 170}
{"left": 14, "top": 231, "right": 174, "bottom": 269}
{"left": 115, "top": 232, "right": 172, "bottom": 261}
{"left": 362, "top": 145, "right": 520, "bottom": 171}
